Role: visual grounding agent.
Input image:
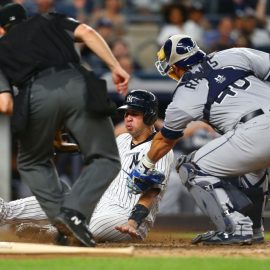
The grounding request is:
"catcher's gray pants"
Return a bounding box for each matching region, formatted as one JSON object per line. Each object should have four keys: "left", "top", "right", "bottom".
{"left": 195, "top": 111, "right": 270, "bottom": 176}
{"left": 17, "top": 67, "right": 120, "bottom": 222}
{"left": 192, "top": 112, "right": 270, "bottom": 233}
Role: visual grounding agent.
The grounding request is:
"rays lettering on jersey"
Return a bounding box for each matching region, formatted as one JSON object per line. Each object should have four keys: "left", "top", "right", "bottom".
{"left": 185, "top": 77, "right": 201, "bottom": 89}
{"left": 185, "top": 57, "right": 218, "bottom": 89}
{"left": 185, "top": 65, "right": 204, "bottom": 89}
{"left": 129, "top": 152, "right": 139, "bottom": 170}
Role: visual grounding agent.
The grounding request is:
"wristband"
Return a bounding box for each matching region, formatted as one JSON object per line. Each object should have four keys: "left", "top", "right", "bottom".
{"left": 142, "top": 155, "right": 155, "bottom": 169}
{"left": 128, "top": 204, "right": 150, "bottom": 227}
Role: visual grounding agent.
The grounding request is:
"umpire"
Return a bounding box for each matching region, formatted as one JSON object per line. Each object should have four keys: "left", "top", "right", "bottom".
{"left": 0, "top": 3, "right": 129, "bottom": 247}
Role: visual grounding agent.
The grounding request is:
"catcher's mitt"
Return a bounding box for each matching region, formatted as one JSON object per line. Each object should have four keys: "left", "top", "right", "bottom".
{"left": 125, "top": 168, "right": 165, "bottom": 195}
{"left": 54, "top": 129, "right": 79, "bottom": 153}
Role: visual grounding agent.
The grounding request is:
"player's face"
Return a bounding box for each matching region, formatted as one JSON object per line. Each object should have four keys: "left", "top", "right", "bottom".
{"left": 124, "top": 109, "right": 148, "bottom": 138}
{"left": 169, "top": 65, "right": 187, "bottom": 81}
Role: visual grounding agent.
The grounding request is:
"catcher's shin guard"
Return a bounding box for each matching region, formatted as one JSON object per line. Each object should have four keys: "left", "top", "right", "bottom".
{"left": 179, "top": 163, "right": 253, "bottom": 234}
{"left": 188, "top": 181, "right": 236, "bottom": 233}
{"left": 179, "top": 163, "right": 235, "bottom": 233}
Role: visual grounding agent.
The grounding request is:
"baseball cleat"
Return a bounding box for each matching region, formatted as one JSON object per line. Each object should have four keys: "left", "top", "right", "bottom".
{"left": 54, "top": 207, "right": 96, "bottom": 247}
{"left": 192, "top": 231, "right": 253, "bottom": 245}
{"left": 16, "top": 222, "right": 58, "bottom": 243}
{"left": 252, "top": 228, "right": 265, "bottom": 243}
{"left": 191, "top": 230, "right": 217, "bottom": 244}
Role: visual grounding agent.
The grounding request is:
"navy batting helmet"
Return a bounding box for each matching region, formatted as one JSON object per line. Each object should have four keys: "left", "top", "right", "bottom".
{"left": 0, "top": 3, "right": 27, "bottom": 29}
{"left": 155, "top": 34, "right": 206, "bottom": 80}
{"left": 118, "top": 89, "right": 158, "bottom": 125}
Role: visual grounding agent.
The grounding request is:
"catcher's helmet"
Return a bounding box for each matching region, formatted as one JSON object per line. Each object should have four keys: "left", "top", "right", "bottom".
{"left": 0, "top": 3, "right": 27, "bottom": 29}
{"left": 118, "top": 89, "right": 158, "bottom": 125}
{"left": 155, "top": 34, "right": 206, "bottom": 80}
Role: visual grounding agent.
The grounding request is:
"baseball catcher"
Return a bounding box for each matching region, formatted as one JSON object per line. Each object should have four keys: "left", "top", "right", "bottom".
{"left": 130, "top": 34, "right": 269, "bottom": 244}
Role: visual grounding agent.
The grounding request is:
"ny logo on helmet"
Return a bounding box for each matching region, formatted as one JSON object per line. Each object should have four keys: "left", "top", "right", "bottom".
{"left": 126, "top": 95, "right": 135, "bottom": 103}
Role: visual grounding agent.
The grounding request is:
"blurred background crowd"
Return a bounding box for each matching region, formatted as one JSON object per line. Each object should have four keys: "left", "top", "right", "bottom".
{"left": 2, "top": 0, "right": 270, "bottom": 76}
{"left": 2, "top": 0, "right": 270, "bottom": 216}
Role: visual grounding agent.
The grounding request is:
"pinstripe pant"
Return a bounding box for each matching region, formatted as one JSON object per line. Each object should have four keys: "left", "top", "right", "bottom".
{"left": 0, "top": 196, "right": 150, "bottom": 242}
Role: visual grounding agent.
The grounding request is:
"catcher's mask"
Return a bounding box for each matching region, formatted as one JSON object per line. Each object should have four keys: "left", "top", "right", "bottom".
{"left": 118, "top": 89, "right": 158, "bottom": 125}
{"left": 0, "top": 3, "right": 27, "bottom": 30}
{"left": 155, "top": 34, "right": 206, "bottom": 81}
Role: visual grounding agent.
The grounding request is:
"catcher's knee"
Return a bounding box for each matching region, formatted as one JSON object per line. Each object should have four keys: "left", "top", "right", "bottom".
{"left": 178, "top": 161, "right": 209, "bottom": 190}
{"left": 178, "top": 162, "right": 253, "bottom": 233}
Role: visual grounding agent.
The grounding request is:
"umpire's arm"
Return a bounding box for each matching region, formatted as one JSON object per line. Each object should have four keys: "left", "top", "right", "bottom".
{"left": 74, "top": 24, "right": 130, "bottom": 95}
{"left": 0, "top": 69, "right": 13, "bottom": 115}
{"left": 74, "top": 24, "right": 119, "bottom": 71}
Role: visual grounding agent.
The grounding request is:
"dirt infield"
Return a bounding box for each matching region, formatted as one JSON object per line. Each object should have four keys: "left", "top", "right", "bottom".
{"left": 0, "top": 224, "right": 269, "bottom": 259}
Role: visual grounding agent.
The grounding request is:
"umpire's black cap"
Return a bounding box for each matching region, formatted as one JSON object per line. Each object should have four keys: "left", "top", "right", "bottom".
{"left": 0, "top": 3, "right": 27, "bottom": 29}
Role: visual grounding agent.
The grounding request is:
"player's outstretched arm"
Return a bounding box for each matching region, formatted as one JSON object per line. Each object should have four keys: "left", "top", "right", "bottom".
{"left": 115, "top": 188, "right": 160, "bottom": 238}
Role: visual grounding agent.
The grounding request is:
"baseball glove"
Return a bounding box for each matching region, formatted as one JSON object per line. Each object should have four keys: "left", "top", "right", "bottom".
{"left": 54, "top": 129, "right": 79, "bottom": 153}
{"left": 125, "top": 168, "right": 165, "bottom": 195}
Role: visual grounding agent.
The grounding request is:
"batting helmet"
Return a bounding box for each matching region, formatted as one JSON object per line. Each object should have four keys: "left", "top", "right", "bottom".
{"left": 118, "top": 89, "right": 158, "bottom": 125}
{"left": 155, "top": 34, "right": 206, "bottom": 80}
{"left": 0, "top": 3, "right": 27, "bottom": 30}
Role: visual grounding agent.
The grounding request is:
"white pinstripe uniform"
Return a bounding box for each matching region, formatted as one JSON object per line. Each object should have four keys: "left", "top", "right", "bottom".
{"left": 0, "top": 133, "right": 173, "bottom": 242}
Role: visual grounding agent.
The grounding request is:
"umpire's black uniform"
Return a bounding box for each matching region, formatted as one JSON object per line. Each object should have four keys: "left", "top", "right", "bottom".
{"left": 0, "top": 4, "right": 121, "bottom": 246}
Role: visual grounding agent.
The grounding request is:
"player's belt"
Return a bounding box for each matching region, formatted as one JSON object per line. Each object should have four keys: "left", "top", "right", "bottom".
{"left": 18, "top": 63, "right": 78, "bottom": 89}
{"left": 239, "top": 109, "right": 264, "bottom": 123}
{"left": 34, "top": 63, "right": 77, "bottom": 79}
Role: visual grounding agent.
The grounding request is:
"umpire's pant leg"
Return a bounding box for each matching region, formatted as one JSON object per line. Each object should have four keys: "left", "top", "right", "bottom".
{"left": 17, "top": 84, "right": 65, "bottom": 220}
{"left": 64, "top": 113, "right": 121, "bottom": 221}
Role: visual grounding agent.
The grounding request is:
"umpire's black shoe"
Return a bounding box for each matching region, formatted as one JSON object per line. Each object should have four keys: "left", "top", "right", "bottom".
{"left": 192, "top": 231, "right": 252, "bottom": 245}
{"left": 54, "top": 207, "right": 96, "bottom": 247}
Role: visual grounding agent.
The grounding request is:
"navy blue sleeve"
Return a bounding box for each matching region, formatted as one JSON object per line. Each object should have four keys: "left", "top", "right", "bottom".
{"left": 160, "top": 127, "right": 183, "bottom": 139}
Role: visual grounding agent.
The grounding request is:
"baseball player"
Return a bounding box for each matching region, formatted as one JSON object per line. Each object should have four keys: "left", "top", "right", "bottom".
{"left": 129, "top": 34, "right": 269, "bottom": 244}
{"left": 0, "top": 90, "right": 174, "bottom": 242}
